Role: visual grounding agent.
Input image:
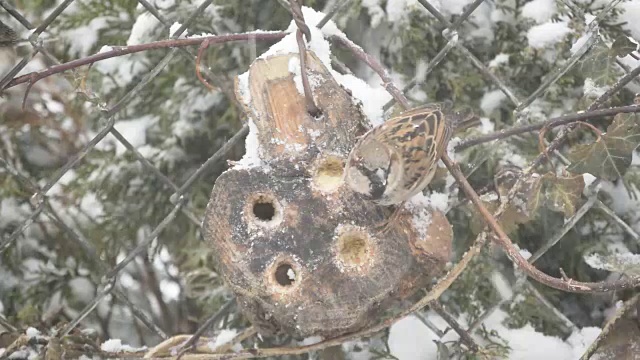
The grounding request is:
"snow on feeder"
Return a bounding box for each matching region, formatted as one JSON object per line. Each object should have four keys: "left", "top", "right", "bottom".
{"left": 202, "top": 25, "right": 453, "bottom": 338}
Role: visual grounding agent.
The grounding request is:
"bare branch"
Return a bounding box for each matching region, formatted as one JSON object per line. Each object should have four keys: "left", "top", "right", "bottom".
{"left": 441, "top": 154, "right": 640, "bottom": 294}
{"left": 329, "top": 35, "right": 410, "bottom": 109}
{"left": 3, "top": 32, "right": 286, "bottom": 90}
{"left": 455, "top": 105, "right": 640, "bottom": 151}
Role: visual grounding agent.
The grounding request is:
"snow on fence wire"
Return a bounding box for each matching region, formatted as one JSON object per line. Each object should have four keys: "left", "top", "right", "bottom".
{"left": 1, "top": 0, "right": 640, "bottom": 358}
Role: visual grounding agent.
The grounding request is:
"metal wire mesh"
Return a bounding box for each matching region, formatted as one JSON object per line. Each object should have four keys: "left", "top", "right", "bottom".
{"left": 1, "top": 0, "right": 639, "bottom": 357}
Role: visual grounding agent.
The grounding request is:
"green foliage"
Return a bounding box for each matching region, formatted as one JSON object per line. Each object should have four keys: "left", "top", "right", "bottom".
{"left": 568, "top": 113, "right": 640, "bottom": 180}
{"left": 502, "top": 289, "right": 569, "bottom": 338}
{"left": 542, "top": 172, "right": 585, "bottom": 217}
{"left": 1, "top": 0, "right": 640, "bottom": 357}
{"left": 575, "top": 36, "right": 622, "bottom": 87}
{"left": 467, "top": 171, "right": 585, "bottom": 235}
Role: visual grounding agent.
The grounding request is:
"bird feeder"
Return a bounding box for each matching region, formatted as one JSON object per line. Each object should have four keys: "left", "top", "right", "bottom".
{"left": 202, "top": 49, "right": 453, "bottom": 338}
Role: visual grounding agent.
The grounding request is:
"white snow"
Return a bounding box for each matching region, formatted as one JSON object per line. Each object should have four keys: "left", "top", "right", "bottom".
{"left": 527, "top": 21, "right": 572, "bottom": 49}
{"left": 479, "top": 117, "right": 495, "bottom": 134}
{"left": 69, "top": 277, "right": 95, "bottom": 303}
{"left": 583, "top": 78, "right": 609, "bottom": 98}
{"left": 61, "top": 17, "right": 110, "bottom": 57}
{"left": 127, "top": 12, "right": 161, "bottom": 46}
{"left": 108, "top": 115, "right": 158, "bottom": 156}
{"left": 270, "top": 7, "right": 392, "bottom": 126}
{"left": 620, "top": 1, "right": 640, "bottom": 40}
{"left": 500, "top": 151, "right": 527, "bottom": 168}
{"left": 407, "top": 192, "right": 449, "bottom": 213}
{"left": 388, "top": 315, "right": 442, "bottom": 359}
{"left": 209, "top": 329, "right": 239, "bottom": 349}
{"left": 301, "top": 336, "right": 322, "bottom": 346}
{"left": 361, "top": 0, "right": 386, "bottom": 27}
{"left": 427, "top": 192, "right": 449, "bottom": 212}
{"left": 0, "top": 198, "right": 28, "bottom": 228}
{"left": 480, "top": 89, "right": 506, "bottom": 115}
{"left": 169, "top": 22, "right": 187, "bottom": 38}
{"left": 388, "top": 309, "right": 600, "bottom": 360}
{"left": 100, "top": 339, "right": 146, "bottom": 353}
{"left": 519, "top": 248, "right": 532, "bottom": 260}
{"left": 491, "top": 270, "right": 514, "bottom": 300}
{"left": 599, "top": 179, "right": 640, "bottom": 215}
{"left": 570, "top": 32, "right": 592, "bottom": 55}
{"left": 522, "top": 0, "right": 557, "bottom": 24}
{"left": 159, "top": 279, "right": 181, "bottom": 301}
{"left": 488, "top": 53, "right": 509, "bottom": 68}
{"left": 287, "top": 268, "right": 296, "bottom": 281}
{"left": 386, "top": 0, "right": 421, "bottom": 23}
{"left": 234, "top": 118, "right": 263, "bottom": 169}
{"left": 25, "top": 327, "right": 40, "bottom": 338}
{"left": 437, "top": 0, "right": 475, "bottom": 16}
{"left": 411, "top": 208, "right": 432, "bottom": 239}
{"left": 334, "top": 73, "right": 391, "bottom": 126}
{"left": 585, "top": 252, "right": 640, "bottom": 275}
{"left": 582, "top": 173, "right": 597, "bottom": 188}
{"left": 414, "top": 59, "right": 429, "bottom": 84}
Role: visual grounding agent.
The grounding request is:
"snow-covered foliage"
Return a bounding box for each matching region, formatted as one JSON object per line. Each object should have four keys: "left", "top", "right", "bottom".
{"left": 2, "top": 0, "right": 640, "bottom": 359}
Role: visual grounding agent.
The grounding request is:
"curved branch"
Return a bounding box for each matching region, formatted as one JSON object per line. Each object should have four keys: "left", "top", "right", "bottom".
{"left": 441, "top": 154, "right": 640, "bottom": 293}
{"left": 329, "top": 35, "right": 410, "bottom": 109}
{"left": 2, "top": 32, "right": 286, "bottom": 90}
{"left": 455, "top": 105, "right": 640, "bottom": 151}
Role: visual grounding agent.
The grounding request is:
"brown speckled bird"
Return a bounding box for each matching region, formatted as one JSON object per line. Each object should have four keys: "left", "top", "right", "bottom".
{"left": 0, "top": 19, "right": 18, "bottom": 47}
{"left": 345, "top": 101, "right": 479, "bottom": 226}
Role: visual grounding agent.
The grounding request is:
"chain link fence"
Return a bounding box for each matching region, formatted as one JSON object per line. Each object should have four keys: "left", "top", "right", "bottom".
{"left": 1, "top": 0, "right": 640, "bottom": 358}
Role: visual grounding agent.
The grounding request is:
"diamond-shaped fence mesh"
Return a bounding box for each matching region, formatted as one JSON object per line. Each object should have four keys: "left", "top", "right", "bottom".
{"left": 1, "top": 0, "right": 640, "bottom": 358}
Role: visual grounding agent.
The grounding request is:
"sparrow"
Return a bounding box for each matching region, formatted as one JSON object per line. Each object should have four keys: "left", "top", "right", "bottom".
{"left": 344, "top": 101, "right": 479, "bottom": 229}
{"left": 0, "top": 19, "right": 18, "bottom": 47}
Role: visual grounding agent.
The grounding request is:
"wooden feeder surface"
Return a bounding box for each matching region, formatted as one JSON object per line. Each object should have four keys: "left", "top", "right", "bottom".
{"left": 203, "top": 51, "right": 453, "bottom": 338}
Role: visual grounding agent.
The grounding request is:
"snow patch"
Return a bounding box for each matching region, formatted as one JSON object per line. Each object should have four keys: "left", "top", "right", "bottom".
{"left": 101, "top": 339, "right": 146, "bottom": 353}
{"left": 620, "top": 1, "right": 640, "bottom": 40}
{"left": 522, "top": 0, "right": 557, "bottom": 24}
{"left": 583, "top": 78, "right": 609, "bottom": 98}
{"left": 209, "top": 329, "right": 239, "bottom": 349}
{"left": 480, "top": 89, "right": 506, "bottom": 115}
{"left": 527, "top": 21, "right": 572, "bottom": 49}
{"left": 479, "top": 117, "right": 495, "bottom": 134}
{"left": 169, "top": 22, "right": 187, "bottom": 38}
{"left": 128, "top": 12, "right": 161, "bottom": 46}
{"left": 108, "top": 115, "right": 158, "bottom": 156}
{"left": 488, "top": 53, "right": 509, "bottom": 68}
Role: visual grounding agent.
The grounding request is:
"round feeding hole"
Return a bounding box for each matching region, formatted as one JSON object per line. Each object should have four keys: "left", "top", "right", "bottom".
{"left": 314, "top": 155, "right": 344, "bottom": 192}
{"left": 274, "top": 262, "right": 296, "bottom": 286}
{"left": 335, "top": 226, "right": 374, "bottom": 271}
{"left": 253, "top": 201, "right": 275, "bottom": 221}
{"left": 246, "top": 193, "right": 283, "bottom": 228}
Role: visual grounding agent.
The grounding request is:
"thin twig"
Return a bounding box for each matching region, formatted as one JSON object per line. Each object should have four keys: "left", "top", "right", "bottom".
{"left": 289, "top": 0, "right": 321, "bottom": 116}
{"left": 441, "top": 153, "right": 640, "bottom": 293}
{"left": 579, "top": 294, "right": 640, "bottom": 360}
{"left": 455, "top": 105, "right": 640, "bottom": 151}
{"left": 329, "top": 35, "right": 410, "bottom": 109}
{"left": 3, "top": 32, "right": 287, "bottom": 90}
{"left": 430, "top": 301, "right": 480, "bottom": 353}
{"left": 175, "top": 298, "right": 237, "bottom": 359}
{"left": 195, "top": 39, "right": 217, "bottom": 92}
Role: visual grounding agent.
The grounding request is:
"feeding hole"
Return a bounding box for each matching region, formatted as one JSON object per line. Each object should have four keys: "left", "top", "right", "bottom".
{"left": 314, "top": 155, "right": 344, "bottom": 192}
{"left": 274, "top": 262, "right": 296, "bottom": 287}
{"left": 335, "top": 226, "right": 374, "bottom": 270}
{"left": 253, "top": 201, "right": 275, "bottom": 221}
{"left": 246, "top": 193, "right": 283, "bottom": 228}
